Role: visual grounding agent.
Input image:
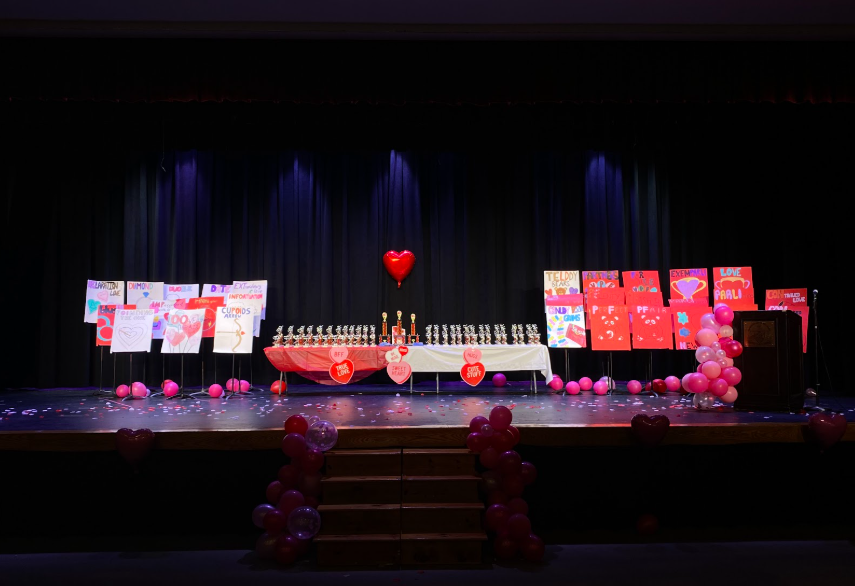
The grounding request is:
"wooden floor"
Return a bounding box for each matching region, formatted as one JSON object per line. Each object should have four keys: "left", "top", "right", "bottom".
{"left": 1, "top": 383, "right": 852, "bottom": 451}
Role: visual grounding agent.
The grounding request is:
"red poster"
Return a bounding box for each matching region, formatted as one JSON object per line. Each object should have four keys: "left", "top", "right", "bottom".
{"left": 588, "top": 286, "right": 626, "bottom": 305}
{"left": 622, "top": 270, "right": 662, "bottom": 294}
{"left": 626, "top": 291, "right": 664, "bottom": 308}
{"left": 669, "top": 268, "right": 709, "bottom": 305}
{"left": 713, "top": 266, "right": 755, "bottom": 309}
{"left": 582, "top": 270, "right": 620, "bottom": 293}
{"left": 765, "top": 288, "right": 808, "bottom": 307}
{"left": 671, "top": 305, "right": 711, "bottom": 350}
{"left": 96, "top": 304, "right": 136, "bottom": 346}
{"left": 630, "top": 306, "right": 673, "bottom": 349}
{"left": 180, "top": 297, "right": 225, "bottom": 338}
{"left": 590, "top": 305, "right": 631, "bottom": 351}
{"left": 767, "top": 306, "right": 810, "bottom": 353}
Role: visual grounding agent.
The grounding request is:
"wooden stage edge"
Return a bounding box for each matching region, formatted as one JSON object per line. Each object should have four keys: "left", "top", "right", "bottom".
{"left": 1, "top": 423, "right": 853, "bottom": 452}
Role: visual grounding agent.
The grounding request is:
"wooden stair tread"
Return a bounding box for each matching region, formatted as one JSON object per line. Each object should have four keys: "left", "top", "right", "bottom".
{"left": 403, "top": 449, "right": 473, "bottom": 455}
{"left": 402, "top": 503, "right": 483, "bottom": 510}
{"left": 322, "top": 475, "right": 401, "bottom": 482}
{"left": 326, "top": 449, "right": 401, "bottom": 456}
{"left": 318, "top": 504, "right": 400, "bottom": 512}
{"left": 315, "top": 534, "right": 400, "bottom": 542}
{"left": 403, "top": 475, "right": 481, "bottom": 481}
{"left": 401, "top": 533, "right": 488, "bottom": 541}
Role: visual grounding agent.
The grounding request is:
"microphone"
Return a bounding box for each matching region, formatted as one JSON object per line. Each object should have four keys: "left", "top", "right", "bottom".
{"left": 813, "top": 289, "right": 819, "bottom": 297}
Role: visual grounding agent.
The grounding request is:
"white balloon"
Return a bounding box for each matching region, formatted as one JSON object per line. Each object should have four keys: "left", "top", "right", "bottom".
{"left": 719, "top": 325, "right": 734, "bottom": 338}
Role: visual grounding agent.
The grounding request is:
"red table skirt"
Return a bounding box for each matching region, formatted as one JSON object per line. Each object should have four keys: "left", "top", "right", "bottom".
{"left": 264, "top": 346, "right": 389, "bottom": 385}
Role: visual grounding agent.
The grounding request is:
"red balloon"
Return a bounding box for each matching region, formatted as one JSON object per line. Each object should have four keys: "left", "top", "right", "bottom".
{"left": 493, "top": 534, "right": 518, "bottom": 560}
{"left": 266, "top": 481, "right": 284, "bottom": 505}
{"left": 807, "top": 412, "right": 848, "bottom": 450}
{"left": 502, "top": 474, "right": 525, "bottom": 498}
{"left": 277, "top": 464, "right": 300, "bottom": 489}
{"left": 651, "top": 379, "right": 667, "bottom": 394}
{"left": 466, "top": 432, "right": 491, "bottom": 453}
{"left": 491, "top": 429, "right": 515, "bottom": 453}
{"left": 718, "top": 336, "right": 733, "bottom": 345}
{"left": 263, "top": 508, "right": 288, "bottom": 535}
{"left": 644, "top": 382, "right": 652, "bottom": 391}
{"left": 278, "top": 489, "right": 305, "bottom": 516}
{"left": 519, "top": 534, "right": 545, "bottom": 562}
{"left": 489, "top": 406, "right": 513, "bottom": 431}
{"left": 637, "top": 513, "right": 659, "bottom": 535}
{"left": 282, "top": 433, "right": 307, "bottom": 458}
{"left": 480, "top": 470, "right": 501, "bottom": 494}
{"left": 724, "top": 341, "right": 743, "bottom": 358}
{"left": 274, "top": 534, "right": 300, "bottom": 565}
{"left": 497, "top": 450, "right": 522, "bottom": 476}
{"left": 520, "top": 462, "right": 537, "bottom": 485}
{"left": 161, "top": 379, "right": 173, "bottom": 389}
{"left": 485, "top": 504, "right": 512, "bottom": 531}
{"left": 304, "top": 496, "right": 320, "bottom": 509}
{"left": 506, "top": 514, "right": 532, "bottom": 540}
{"left": 469, "top": 416, "right": 490, "bottom": 434}
{"left": 271, "top": 380, "right": 287, "bottom": 394}
{"left": 479, "top": 447, "right": 500, "bottom": 469}
{"left": 297, "top": 472, "right": 322, "bottom": 497}
{"left": 382, "top": 249, "right": 416, "bottom": 288}
{"left": 284, "top": 415, "right": 308, "bottom": 436}
{"left": 507, "top": 497, "right": 529, "bottom": 516}
{"left": 302, "top": 449, "right": 325, "bottom": 472}
{"left": 507, "top": 425, "right": 520, "bottom": 446}
{"left": 487, "top": 490, "right": 509, "bottom": 505}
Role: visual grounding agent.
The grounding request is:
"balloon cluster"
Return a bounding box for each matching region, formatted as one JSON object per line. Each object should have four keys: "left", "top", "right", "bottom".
{"left": 115, "top": 382, "right": 151, "bottom": 398}
{"left": 252, "top": 415, "right": 338, "bottom": 565}
{"left": 466, "top": 406, "right": 545, "bottom": 563}
{"left": 682, "top": 303, "right": 743, "bottom": 409}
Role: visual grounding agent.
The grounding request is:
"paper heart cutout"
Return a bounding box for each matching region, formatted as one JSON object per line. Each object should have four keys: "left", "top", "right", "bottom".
{"left": 96, "top": 290, "right": 109, "bottom": 302}
{"left": 461, "top": 362, "right": 486, "bottom": 386}
{"left": 182, "top": 319, "right": 201, "bottom": 338}
{"left": 165, "top": 328, "right": 186, "bottom": 346}
{"left": 807, "top": 412, "right": 847, "bottom": 450}
{"left": 87, "top": 299, "right": 101, "bottom": 314}
{"left": 383, "top": 250, "right": 416, "bottom": 288}
{"left": 398, "top": 345, "right": 409, "bottom": 356}
{"left": 463, "top": 347, "right": 482, "bottom": 365}
{"left": 630, "top": 414, "right": 671, "bottom": 447}
{"left": 329, "top": 347, "right": 349, "bottom": 363}
{"left": 387, "top": 361, "right": 412, "bottom": 384}
{"left": 115, "top": 428, "right": 155, "bottom": 465}
{"left": 329, "top": 359, "right": 355, "bottom": 384}
{"left": 116, "top": 326, "right": 145, "bottom": 347}
{"left": 385, "top": 349, "right": 402, "bottom": 363}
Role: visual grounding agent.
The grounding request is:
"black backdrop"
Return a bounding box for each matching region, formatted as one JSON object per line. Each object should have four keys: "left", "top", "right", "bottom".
{"left": 1, "top": 41, "right": 851, "bottom": 392}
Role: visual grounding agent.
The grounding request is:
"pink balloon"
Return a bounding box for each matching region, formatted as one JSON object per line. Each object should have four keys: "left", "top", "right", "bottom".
{"left": 721, "top": 367, "right": 742, "bottom": 386}
{"left": 226, "top": 378, "right": 239, "bottom": 392}
{"left": 687, "top": 372, "right": 710, "bottom": 394}
{"left": 708, "top": 378, "right": 729, "bottom": 397}
{"left": 695, "top": 328, "right": 719, "bottom": 347}
{"left": 721, "top": 387, "right": 738, "bottom": 403}
{"left": 724, "top": 357, "right": 734, "bottom": 367}
{"left": 208, "top": 383, "right": 224, "bottom": 398}
{"left": 565, "top": 381, "right": 581, "bottom": 395}
{"left": 664, "top": 376, "right": 682, "bottom": 392}
{"left": 593, "top": 381, "right": 609, "bottom": 395}
{"left": 714, "top": 305, "right": 734, "bottom": 326}
{"left": 578, "top": 377, "right": 593, "bottom": 391}
{"left": 714, "top": 303, "right": 728, "bottom": 311}
{"left": 700, "top": 313, "right": 721, "bottom": 333}
{"left": 163, "top": 381, "right": 179, "bottom": 398}
{"left": 701, "top": 361, "right": 722, "bottom": 380}
{"left": 696, "top": 364, "right": 703, "bottom": 373}
{"left": 131, "top": 382, "right": 147, "bottom": 398}
{"left": 681, "top": 373, "right": 694, "bottom": 393}
{"left": 627, "top": 380, "right": 642, "bottom": 394}
{"left": 240, "top": 379, "right": 251, "bottom": 393}
{"left": 549, "top": 376, "right": 564, "bottom": 391}
{"left": 695, "top": 346, "right": 714, "bottom": 364}
{"left": 115, "top": 384, "right": 130, "bottom": 398}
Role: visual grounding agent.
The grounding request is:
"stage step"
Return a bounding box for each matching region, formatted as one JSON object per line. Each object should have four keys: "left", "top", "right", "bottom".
{"left": 324, "top": 449, "right": 401, "bottom": 477}
{"left": 400, "top": 533, "right": 487, "bottom": 566}
{"left": 320, "top": 476, "right": 401, "bottom": 505}
{"left": 402, "top": 449, "right": 479, "bottom": 476}
{"left": 315, "top": 534, "right": 400, "bottom": 567}
{"left": 401, "top": 503, "right": 483, "bottom": 533}
{"left": 317, "top": 504, "right": 401, "bottom": 535}
{"left": 402, "top": 476, "right": 481, "bottom": 503}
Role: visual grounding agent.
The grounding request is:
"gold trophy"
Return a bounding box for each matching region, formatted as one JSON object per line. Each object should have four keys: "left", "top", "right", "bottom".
{"left": 381, "top": 312, "right": 388, "bottom": 344}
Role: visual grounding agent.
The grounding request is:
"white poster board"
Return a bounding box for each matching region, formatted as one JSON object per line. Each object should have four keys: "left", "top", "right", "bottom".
{"left": 213, "top": 306, "right": 255, "bottom": 354}
{"left": 164, "top": 283, "right": 200, "bottom": 301}
{"left": 203, "top": 283, "right": 231, "bottom": 297}
{"left": 161, "top": 308, "right": 207, "bottom": 354}
{"left": 543, "top": 271, "right": 580, "bottom": 310}
{"left": 84, "top": 280, "right": 124, "bottom": 323}
{"left": 127, "top": 281, "right": 165, "bottom": 306}
{"left": 110, "top": 309, "right": 156, "bottom": 353}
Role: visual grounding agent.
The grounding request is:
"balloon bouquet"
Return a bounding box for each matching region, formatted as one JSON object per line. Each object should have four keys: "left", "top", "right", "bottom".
{"left": 466, "top": 406, "right": 545, "bottom": 563}
{"left": 682, "top": 303, "right": 743, "bottom": 410}
{"left": 251, "top": 416, "right": 338, "bottom": 564}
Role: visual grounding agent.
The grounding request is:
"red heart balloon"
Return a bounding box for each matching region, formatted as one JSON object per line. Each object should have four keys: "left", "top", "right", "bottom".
{"left": 115, "top": 428, "right": 155, "bottom": 465}
{"left": 630, "top": 414, "right": 670, "bottom": 447}
{"left": 383, "top": 250, "right": 416, "bottom": 288}
{"left": 807, "top": 412, "right": 847, "bottom": 450}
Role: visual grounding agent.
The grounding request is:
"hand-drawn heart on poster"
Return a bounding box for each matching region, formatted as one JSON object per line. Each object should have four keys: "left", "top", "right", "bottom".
{"left": 161, "top": 309, "right": 207, "bottom": 354}
{"left": 110, "top": 309, "right": 156, "bottom": 354}
{"left": 84, "top": 280, "right": 124, "bottom": 324}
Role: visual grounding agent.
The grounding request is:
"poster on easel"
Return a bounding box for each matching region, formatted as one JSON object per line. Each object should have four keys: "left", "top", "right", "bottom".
{"left": 203, "top": 284, "right": 232, "bottom": 297}
{"left": 765, "top": 289, "right": 809, "bottom": 353}
{"left": 713, "top": 267, "right": 756, "bottom": 310}
{"left": 164, "top": 283, "right": 200, "bottom": 301}
{"left": 139, "top": 299, "right": 176, "bottom": 340}
{"left": 671, "top": 305, "right": 712, "bottom": 350}
{"left": 84, "top": 280, "right": 124, "bottom": 323}
{"left": 589, "top": 305, "right": 631, "bottom": 351}
{"left": 622, "top": 270, "right": 662, "bottom": 295}
{"left": 582, "top": 270, "right": 620, "bottom": 297}
{"left": 546, "top": 294, "right": 586, "bottom": 348}
{"left": 213, "top": 306, "right": 254, "bottom": 354}
{"left": 127, "top": 281, "right": 165, "bottom": 306}
{"left": 161, "top": 309, "right": 207, "bottom": 354}
{"left": 668, "top": 268, "right": 709, "bottom": 306}
{"left": 543, "top": 271, "right": 580, "bottom": 310}
{"left": 110, "top": 309, "right": 156, "bottom": 353}
{"left": 176, "top": 296, "right": 226, "bottom": 337}
{"left": 630, "top": 306, "right": 673, "bottom": 349}
{"left": 96, "top": 304, "right": 136, "bottom": 346}
{"left": 230, "top": 280, "right": 268, "bottom": 319}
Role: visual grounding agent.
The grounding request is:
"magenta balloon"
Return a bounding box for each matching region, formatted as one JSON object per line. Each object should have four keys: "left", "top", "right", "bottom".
{"left": 163, "top": 381, "right": 179, "bottom": 397}
{"left": 492, "top": 373, "right": 507, "bottom": 387}
{"left": 226, "top": 378, "right": 239, "bottom": 391}
{"left": 549, "top": 377, "right": 564, "bottom": 391}
{"left": 131, "top": 382, "right": 147, "bottom": 398}
{"left": 578, "top": 377, "right": 593, "bottom": 391}
{"left": 664, "top": 376, "right": 682, "bottom": 392}
{"left": 115, "top": 384, "right": 130, "bottom": 398}
{"left": 208, "top": 383, "right": 224, "bottom": 398}
{"left": 721, "top": 366, "right": 742, "bottom": 386}
{"left": 627, "top": 380, "right": 642, "bottom": 394}
{"left": 708, "top": 378, "right": 729, "bottom": 397}
{"left": 593, "top": 381, "right": 608, "bottom": 395}
{"left": 724, "top": 341, "right": 744, "bottom": 358}
{"left": 687, "top": 372, "right": 710, "bottom": 394}
{"left": 714, "top": 305, "right": 734, "bottom": 326}
{"left": 489, "top": 406, "right": 513, "bottom": 431}
{"left": 701, "top": 361, "right": 722, "bottom": 380}
{"left": 240, "top": 379, "right": 250, "bottom": 393}
{"left": 695, "top": 328, "right": 719, "bottom": 347}
{"left": 565, "top": 381, "right": 581, "bottom": 395}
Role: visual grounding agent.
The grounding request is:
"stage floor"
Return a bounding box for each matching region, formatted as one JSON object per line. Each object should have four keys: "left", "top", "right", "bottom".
{"left": 2, "top": 383, "right": 852, "bottom": 450}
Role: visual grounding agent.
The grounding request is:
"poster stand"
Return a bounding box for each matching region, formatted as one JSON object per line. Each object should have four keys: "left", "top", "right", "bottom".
{"left": 92, "top": 347, "right": 113, "bottom": 397}
{"left": 122, "top": 353, "right": 147, "bottom": 401}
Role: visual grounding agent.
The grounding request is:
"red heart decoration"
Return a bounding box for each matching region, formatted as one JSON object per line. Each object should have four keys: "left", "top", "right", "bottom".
{"left": 807, "top": 412, "right": 847, "bottom": 450}
{"left": 463, "top": 347, "right": 482, "bottom": 365}
{"left": 165, "top": 329, "right": 186, "bottom": 346}
{"left": 182, "top": 319, "right": 201, "bottom": 338}
{"left": 387, "top": 361, "right": 412, "bottom": 384}
{"left": 461, "top": 362, "right": 486, "bottom": 387}
{"left": 397, "top": 345, "right": 409, "bottom": 356}
{"left": 115, "top": 428, "right": 155, "bottom": 465}
{"left": 630, "top": 414, "right": 670, "bottom": 447}
{"left": 383, "top": 250, "right": 416, "bottom": 289}
{"left": 329, "top": 359, "right": 355, "bottom": 384}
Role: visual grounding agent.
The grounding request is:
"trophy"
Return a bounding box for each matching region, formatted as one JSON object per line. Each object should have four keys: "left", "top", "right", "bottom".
{"left": 500, "top": 325, "right": 507, "bottom": 345}
{"left": 273, "top": 325, "right": 284, "bottom": 347}
{"left": 456, "top": 325, "right": 463, "bottom": 346}
{"left": 425, "top": 325, "right": 432, "bottom": 345}
{"left": 442, "top": 324, "right": 449, "bottom": 345}
{"left": 306, "top": 326, "right": 314, "bottom": 347}
{"left": 396, "top": 311, "right": 403, "bottom": 336}
{"left": 285, "top": 326, "right": 294, "bottom": 347}
{"left": 381, "top": 312, "right": 388, "bottom": 344}
{"left": 370, "top": 325, "right": 376, "bottom": 346}
{"left": 409, "top": 313, "right": 417, "bottom": 344}
{"left": 433, "top": 324, "right": 438, "bottom": 344}
{"left": 477, "top": 325, "right": 484, "bottom": 345}
{"left": 294, "top": 326, "right": 304, "bottom": 347}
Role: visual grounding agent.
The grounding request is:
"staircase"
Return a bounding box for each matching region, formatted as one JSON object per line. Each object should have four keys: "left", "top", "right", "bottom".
{"left": 316, "top": 448, "right": 486, "bottom": 567}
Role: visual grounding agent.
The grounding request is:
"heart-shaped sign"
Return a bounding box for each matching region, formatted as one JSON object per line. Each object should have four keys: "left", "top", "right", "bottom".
{"left": 97, "top": 290, "right": 109, "bottom": 302}
{"left": 329, "top": 359, "right": 355, "bottom": 384}
{"left": 87, "top": 299, "right": 101, "bottom": 314}
{"left": 461, "top": 362, "right": 486, "bottom": 386}
{"left": 165, "top": 328, "right": 186, "bottom": 346}
{"left": 115, "top": 428, "right": 155, "bottom": 465}
{"left": 329, "top": 347, "right": 349, "bottom": 363}
{"left": 807, "top": 412, "right": 847, "bottom": 450}
{"left": 182, "top": 319, "right": 201, "bottom": 338}
{"left": 630, "top": 414, "right": 671, "bottom": 447}
{"left": 388, "top": 361, "right": 412, "bottom": 384}
{"left": 117, "top": 326, "right": 145, "bottom": 347}
{"left": 382, "top": 250, "right": 416, "bottom": 288}
{"left": 385, "top": 349, "right": 402, "bottom": 363}
{"left": 398, "top": 345, "right": 409, "bottom": 356}
{"left": 463, "top": 347, "right": 482, "bottom": 365}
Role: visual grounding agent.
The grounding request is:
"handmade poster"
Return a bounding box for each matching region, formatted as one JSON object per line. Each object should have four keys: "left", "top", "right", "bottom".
{"left": 543, "top": 271, "right": 581, "bottom": 309}
{"left": 84, "top": 280, "right": 124, "bottom": 323}
{"left": 164, "top": 283, "right": 199, "bottom": 301}
{"left": 589, "top": 305, "right": 631, "bottom": 351}
{"left": 582, "top": 270, "right": 620, "bottom": 293}
{"left": 622, "top": 270, "right": 662, "bottom": 295}
{"left": 96, "top": 304, "right": 135, "bottom": 347}
{"left": 110, "top": 309, "right": 155, "bottom": 354}
{"left": 587, "top": 286, "right": 626, "bottom": 305}
{"left": 630, "top": 306, "right": 673, "bottom": 349}
{"left": 767, "top": 306, "right": 810, "bottom": 353}
{"left": 626, "top": 291, "right": 664, "bottom": 308}
{"left": 203, "top": 284, "right": 231, "bottom": 297}
{"left": 177, "top": 297, "right": 225, "bottom": 338}
{"left": 160, "top": 309, "right": 207, "bottom": 354}
{"left": 765, "top": 288, "right": 808, "bottom": 308}
{"left": 671, "top": 305, "right": 712, "bottom": 350}
{"left": 213, "top": 306, "right": 254, "bottom": 354}
{"left": 127, "top": 281, "right": 165, "bottom": 306}
{"left": 139, "top": 299, "right": 176, "bottom": 340}
{"left": 546, "top": 294, "right": 587, "bottom": 348}
{"left": 230, "top": 280, "right": 268, "bottom": 319}
{"left": 713, "top": 267, "right": 755, "bottom": 309}
{"left": 669, "top": 268, "right": 709, "bottom": 305}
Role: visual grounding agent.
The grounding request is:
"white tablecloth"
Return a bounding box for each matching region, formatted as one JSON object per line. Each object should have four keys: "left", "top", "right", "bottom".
{"left": 403, "top": 344, "right": 553, "bottom": 380}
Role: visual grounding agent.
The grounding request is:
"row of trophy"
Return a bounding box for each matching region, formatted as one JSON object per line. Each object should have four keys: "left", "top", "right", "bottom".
{"left": 423, "top": 324, "right": 541, "bottom": 345}
{"left": 273, "top": 325, "right": 377, "bottom": 347}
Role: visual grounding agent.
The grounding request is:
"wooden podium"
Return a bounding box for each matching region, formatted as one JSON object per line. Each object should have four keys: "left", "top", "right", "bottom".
{"left": 731, "top": 310, "right": 804, "bottom": 412}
